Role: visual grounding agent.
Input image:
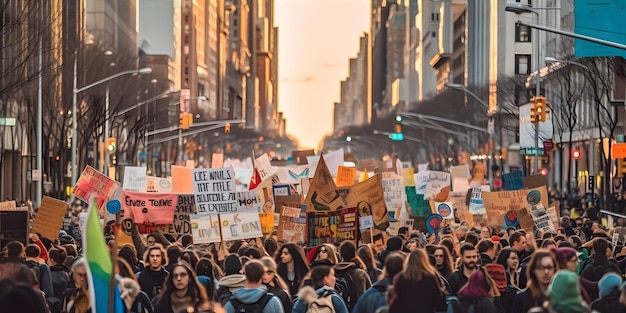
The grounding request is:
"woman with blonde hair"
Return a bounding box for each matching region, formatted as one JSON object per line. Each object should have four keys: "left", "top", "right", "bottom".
{"left": 259, "top": 256, "right": 292, "bottom": 312}
{"left": 389, "top": 249, "right": 446, "bottom": 313}
{"left": 316, "top": 243, "right": 338, "bottom": 264}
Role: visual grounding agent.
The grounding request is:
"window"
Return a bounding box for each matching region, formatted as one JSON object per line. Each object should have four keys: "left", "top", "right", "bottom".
{"left": 515, "top": 54, "right": 531, "bottom": 74}
{"left": 515, "top": 24, "right": 531, "bottom": 42}
{"left": 432, "top": 31, "right": 436, "bottom": 37}
{"left": 431, "top": 13, "right": 439, "bottom": 21}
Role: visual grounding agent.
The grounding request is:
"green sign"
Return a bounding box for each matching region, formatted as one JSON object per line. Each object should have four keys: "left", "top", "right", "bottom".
{"left": 390, "top": 132, "right": 404, "bottom": 141}
{"left": 0, "top": 117, "right": 16, "bottom": 126}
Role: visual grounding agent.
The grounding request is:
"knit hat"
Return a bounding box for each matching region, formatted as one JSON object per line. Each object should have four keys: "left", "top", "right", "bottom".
{"left": 484, "top": 263, "right": 507, "bottom": 293}
{"left": 598, "top": 273, "right": 622, "bottom": 298}
{"left": 490, "top": 236, "right": 501, "bottom": 243}
{"left": 223, "top": 254, "right": 242, "bottom": 275}
{"left": 550, "top": 247, "right": 578, "bottom": 267}
{"left": 458, "top": 269, "right": 490, "bottom": 298}
{"left": 548, "top": 270, "right": 586, "bottom": 313}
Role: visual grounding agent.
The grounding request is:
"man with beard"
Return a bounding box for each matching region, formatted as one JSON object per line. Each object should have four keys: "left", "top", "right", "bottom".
{"left": 446, "top": 243, "right": 479, "bottom": 295}
{"left": 136, "top": 244, "right": 168, "bottom": 300}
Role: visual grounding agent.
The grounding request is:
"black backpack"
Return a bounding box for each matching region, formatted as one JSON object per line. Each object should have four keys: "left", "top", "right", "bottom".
{"left": 229, "top": 293, "right": 273, "bottom": 313}
{"left": 334, "top": 269, "right": 361, "bottom": 311}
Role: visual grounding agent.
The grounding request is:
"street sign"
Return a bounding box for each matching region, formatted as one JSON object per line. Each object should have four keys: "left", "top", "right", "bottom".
{"left": 521, "top": 147, "right": 545, "bottom": 155}
{"left": 543, "top": 141, "right": 554, "bottom": 152}
{"left": 0, "top": 117, "right": 16, "bottom": 126}
{"left": 390, "top": 133, "right": 404, "bottom": 141}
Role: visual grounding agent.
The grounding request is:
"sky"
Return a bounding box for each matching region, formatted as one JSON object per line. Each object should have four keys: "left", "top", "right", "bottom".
{"left": 275, "top": 0, "right": 370, "bottom": 150}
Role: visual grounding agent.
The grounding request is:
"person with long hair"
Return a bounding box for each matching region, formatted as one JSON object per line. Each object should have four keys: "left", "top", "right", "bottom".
{"left": 352, "top": 253, "right": 405, "bottom": 313}
{"left": 357, "top": 245, "right": 382, "bottom": 284}
{"left": 389, "top": 249, "right": 446, "bottom": 313}
{"left": 433, "top": 245, "right": 454, "bottom": 278}
{"left": 495, "top": 248, "right": 520, "bottom": 288}
{"left": 116, "top": 258, "right": 153, "bottom": 313}
{"left": 315, "top": 244, "right": 339, "bottom": 264}
{"left": 551, "top": 246, "right": 597, "bottom": 303}
{"left": 275, "top": 243, "right": 309, "bottom": 297}
{"left": 452, "top": 268, "right": 503, "bottom": 313}
{"left": 511, "top": 249, "right": 558, "bottom": 313}
{"left": 292, "top": 265, "right": 349, "bottom": 313}
{"left": 259, "top": 256, "right": 292, "bottom": 313}
{"left": 153, "top": 262, "right": 211, "bottom": 313}
{"left": 196, "top": 257, "right": 223, "bottom": 301}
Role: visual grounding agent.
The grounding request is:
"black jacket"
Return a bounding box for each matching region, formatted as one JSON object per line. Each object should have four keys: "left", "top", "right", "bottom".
{"left": 137, "top": 268, "right": 169, "bottom": 300}
{"left": 591, "top": 289, "right": 626, "bottom": 313}
{"left": 446, "top": 267, "right": 469, "bottom": 295}
{"left": 580, "top": 257, "right": 621, "bottom": 282}
{"left": 49, "top": 264, "right": 70, "bottom": 301}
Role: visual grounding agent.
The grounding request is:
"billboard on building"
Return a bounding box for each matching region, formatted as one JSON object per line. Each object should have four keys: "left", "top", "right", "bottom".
{"left": 575, "top": 0, "right": 626, "bottom": 58}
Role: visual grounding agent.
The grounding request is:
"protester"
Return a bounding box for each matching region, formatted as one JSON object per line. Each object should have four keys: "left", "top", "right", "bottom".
{"left": 433, "top": 245, "right": 454, "bottom": 278}
{"left": 452, "top": 268, "right": 503, "bottom": 313}
{"left": 137, "top": 244, "right": 169, "bottom": 300}
{"left": 215, "top": 254, "right": 245, "bottom": 305}
{"left": 590, "top": 272, "right": 626, "bottom": 312}
{"left": 546, "top": 270, "right": 591, "bottom": 313}
{"left": 357, "top": 244, "right": 383, "bottom": 284}
{"left": 62, "top": 258, "right": 90, "bottom": 313}
{"left": 275, "top": 243, "right": 309, "bottom": 297}
{"left": 447, "top": 243, "right": 479, "bottom": 295}
{"left": 222, "top": 260, "right": 284, "bottom": 313}
{"left": 292, "top": 265, "right": 349, "bottom": 313}
{"left": 259, "top": 256, "right": 292, "bottom": 313}
{"left": 511, "top": 249, "right": 557, "bottom": 313}
{"left": 495, "top": 248, "right": 520, "bottom": 288}
{"left": 334, "top": 241, "right": 372, "bottom": 310}
{"left": 153, "top": 261, "right": 209, "bottom": 313}
{"left": 352, "top": 252, "right": 404, "bottom": 313}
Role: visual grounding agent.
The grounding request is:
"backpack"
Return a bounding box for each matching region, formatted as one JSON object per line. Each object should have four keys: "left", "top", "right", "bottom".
{"left": 299, "top": 287, "right": 336, "bottom": 313}
{"left": 229, "top": 293, "right": 273, "bottom": 313}
{"left": 216, "top": 287, "right": 234, "bottom": 306}
{"left": 445, "top": 296, "right": 475, "bottom": 313}
{"left": 24, "top": 260, "right": 42, "bottom": 288}
{"left": 334, "top": 269, "right": 362, "bottom": 310}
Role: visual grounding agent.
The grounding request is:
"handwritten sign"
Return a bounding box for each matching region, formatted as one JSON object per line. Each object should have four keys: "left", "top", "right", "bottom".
{"left": 413, "top": 171, "right": 429, "bottom": 195}
{"left": 191, "top": 212, "right": 263, "bottom": 243}
{"left": 0, "top": 200, "right": 17, "bottom": 211}
{"left": 73, "top": 165, "right": 120, "bottom": 209}
{"left": 235, "top": 190, "right": 262, "bottom": 212}
{"left": 383, "top": 172, "right": 406, "bottom": 222}
{"left": 146, "top": 176, "right": 172, "bottom": 192}
{"left": 31, "top": 196, "right": 68, "bottom": 240}
{"left": 192, "top": 167, "right": 237, "bottom": 214}
{"left": 469, "top": 186, "right": 489, "bottom": 214}
{"left": 123, "top": 166, "right": 147, "bottom": 191}
{"left": 424, "top": 171, "right": 450, "bottom": 200}
{"left": 121, "top": 191, "right": 177, "bottom": 224}
{"left": 482, "top": 190, "right": 528, "bottom": 226}
{"left": 277, "top": 204, "right": 307, "bottom": 244}
{"left": 336, "top": 166, "right": 357, "bottom": 187}
{"left": 157, "top": 194, "right": 196, "bottom": 238}
{"left": 255, "top": 153, "right": 276, "bottom": 181}
{"left": 407, "top": 190, "right": 431, "bottom": 217}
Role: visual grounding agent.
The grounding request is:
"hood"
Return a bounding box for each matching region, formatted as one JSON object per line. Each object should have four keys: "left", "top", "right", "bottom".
{"left": 50, "top": 264, "right": 69, "bottom": 272}
{"left": 232, "top": 286, "right": 268, "bottom": 304}
{"left": 372, "top": 277, "right": 392, "bottom": 290}
{"left": 334, "top": 261, "right": 358, "bottom": 272}
{"left": 218, "top": 274, "right": 246, "bottom": 289}
{"left": 119, "top": 277, "right": 141, "bottom": 299}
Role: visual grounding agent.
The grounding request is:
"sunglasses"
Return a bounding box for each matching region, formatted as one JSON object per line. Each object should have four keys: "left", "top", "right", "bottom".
{"left": 319, "top": 249, "right": 327, "bottom": 253}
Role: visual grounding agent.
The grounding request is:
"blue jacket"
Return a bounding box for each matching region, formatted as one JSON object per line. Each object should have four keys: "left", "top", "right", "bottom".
{"left": 224, "top": 286, "right": 284, "bottom": 313}
{"left": 292, "top": 286, "right": 349, "bottom": 313}
{"left": 352, "top": 278, "right": 391, "bottom": 313}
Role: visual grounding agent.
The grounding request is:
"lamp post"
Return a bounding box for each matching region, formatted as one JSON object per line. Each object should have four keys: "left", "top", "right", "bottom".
{"left": 71, "top": 67, "right": 152, "bottom": 200}
{"left": 506, "top": 3, "right": 541, "bottom": 174}
{"left": 445, "top": 82, "right": 496, "bottom": 186}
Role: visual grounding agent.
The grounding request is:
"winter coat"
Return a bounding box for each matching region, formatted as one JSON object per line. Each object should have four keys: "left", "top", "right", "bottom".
{"left": 223, "top": 286, "right": 284, "bottom": 313}
{"left": 590, "top": 289, "right": 626, "bottom": 313}
{"left": 215, "top": 274, "right": 246, "bottom": 305}
{"left": 119, "top": 277, "right": 153, "bottom": 313}
{"left": 292, "top": 286, "right": 349, "bottom": 313}
{"left": 352, "top": 277, "right": 392, "bottom": 313}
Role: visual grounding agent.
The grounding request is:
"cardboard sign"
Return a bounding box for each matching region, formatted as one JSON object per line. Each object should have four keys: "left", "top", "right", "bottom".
{"left": 123, "top": 166, "right": 147, "bottom": 192}
{"left": 482, "top": 190, "right": 528, "bottom": 227}
{"left": 211, "top": 153, "right": 224, "bottom": 168}
{"left": 303, "top": 155, "right": 341, "bottom": 212}
{"left": 73, "top": 165, "right": 120, "bottom": 209}
{"left": 523, "top": 174, "right": 548, "bottom": 190}
{"left": 0, "top": 200, "right": 17, "bottom": 211}
{"left": 277, "top": 203, "right": 307, "bottom": 244}
{"left": 307, "top": 207, "right": 358, "bottom": 247}
{"left": 336, "top": 166, "right": 357, "bottom": 187}
{"left": 31, "top": 196, "right": 68, "bottom": 240}
{"left": 192, "top": 167, "right": 237, "bottom": 214}
{"left": 424, "top": 171, "right": 450, "bottom": 200}
{"left": 146, "top": 176, "right": 172, "bottom": 192}
{"left": 516, "top": 207, "right": 534, "bottom": 232}
{"left": 171, "top": 166, "right": 194, "bottom": 193}
{"left": 383, "top": 172, "right": 406, "bottom": 222}
{"left": 307, "top": 149, "right": 344, "bottom": 177}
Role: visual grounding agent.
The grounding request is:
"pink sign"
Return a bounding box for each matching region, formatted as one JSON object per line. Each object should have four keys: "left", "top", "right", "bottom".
{"left": 122, "top": 191, "right": 178, "bottom": 224}
{"left": 73, "top": 166, "right": 120, "bottom": 209}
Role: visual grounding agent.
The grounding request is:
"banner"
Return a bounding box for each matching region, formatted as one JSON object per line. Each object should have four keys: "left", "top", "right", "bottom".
{"left": 407, "top": 187, "right": 431, "bottom": 217}
{"left": 123, "top": 166, "right": 147, "bottom": 192}
{"left": 424, "top": 171, "right": 451, "bottom": 199}
{"left": 307, "top": 207, "right": 358, "bottom": 247}
{"left": 121, "top": 191, "right": 177, "bottom": 224}
{"left": 31, "top": 196, "right": 68, "bottom": 240}
{"left": 73, "top": 165, "right": 120, "bottom": 209}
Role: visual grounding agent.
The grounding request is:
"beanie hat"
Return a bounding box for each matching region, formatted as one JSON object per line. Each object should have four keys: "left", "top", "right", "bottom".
{"left": 490, "top": 236, "right": 501, "bottom": 243}
{"left": 550, "top": 247, "right": 577, "bottom": 267}
{"left": 598, "top": 273, "right": 622, "bottom": 298}
{"left": 386, "top": 236, "right": 403, "bottom": 252}
{"left": 223, "top": 254, "right": 242, "bottom": 275}
{"left": 484, "top": 263, "right": 507, "bottom": 293}
{"left": 548, "top": 270, "right": 586, "bottom": 313}
{"left": 458, "top": 270, "right": 490, "bottom": 298}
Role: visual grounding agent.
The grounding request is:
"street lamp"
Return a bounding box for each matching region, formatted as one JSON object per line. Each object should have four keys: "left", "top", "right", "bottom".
{"left": 71, "top": 67, "right": 152, "bottom": 197}
{"left": 545, "top": 57, "right": 589, "bottom": 70}
{"left": 506, "top": 2, "right": 541, "bottom": 174}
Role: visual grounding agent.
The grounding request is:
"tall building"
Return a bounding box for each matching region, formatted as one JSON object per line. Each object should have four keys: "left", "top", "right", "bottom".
{"left": 255, "top": 0, "right": 279, "bottom": 135}
{"left": 86, "top": 0, "right": 138, "bottom": 58}
{"left": 333, "top": 34, "right": 369, "bottom": 133}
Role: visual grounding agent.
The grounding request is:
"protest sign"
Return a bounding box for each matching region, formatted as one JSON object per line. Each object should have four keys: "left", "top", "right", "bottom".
{"left": 211, "top": 153, "right": 224, "bottom": 168}
{"left": 0, "top": 208, "right": 29, "bottom": 248}
{"left": 277, "top": 204, "right": 307, "bottom": 244}
{"left": 235, "top": 190, "right": 262, "bottom": 213}
{"left": 255, "top": 153, "right": 277, "bottom": 181}
{"left": 307, "top": 207, "right": 358, "bottom": 247}
{"left": 503, "top": 171, "right": 524, "bottom": 191}
{"left": 146, "top": 176, "right": 172, "bottom": 192}
{"left": 73, "top": 166, "right": 120, "bottom": 209}
{"left": 450, "top": 165, "right": 470, "bottom": 192}
{"left": 0, "top": 200, "right": 16, "bottom": 211}
{"left": 191, "top": 212, "right": 263, "bottom": 243}
{"left": 469, "top": 186, "right": 490, "bottom": 214}
{"left": 402, "top": 168, "right": 415, "bottom": 187}
{"left": 435, "top": 202, "right": 454, "bottom": 220}
{"left": 383, "top": 172, "right": 405, "bottom": 222}
{"left": 424, "top": 171, "right": 450, "bottom": 200}
{"left": 31, "top": 196, "right": 68, "bottom": 240}
{"left": 121, "top": 191, "right": 177, "bottom": 224}
{"left": 407, "top": 187, "right": 430, "bottom": 217}
{"left": 123, "top": 166, "right": 147, "bottom": 191}
{"left": 413, "top": 171, "right": 429, "bottom": 195}
{"left": 192, "top": 167, "right": 237, "bottom": 214}
{"left": 482, "top": 190, "right": 528, "bottom": 227}
{"left": 307, "top": 149, "right": 344, "bottom": 177}
{"left": 336, "top": 166, "right": 357, "bottom": 187}
{"left": 171, "top": 166, "right": 194, "bottom": 193}
{"left": 157, "top": 194, "right": 196, "bottom": 239}
{"left": 303, "top": 155, "right": 342, "bottom": 212}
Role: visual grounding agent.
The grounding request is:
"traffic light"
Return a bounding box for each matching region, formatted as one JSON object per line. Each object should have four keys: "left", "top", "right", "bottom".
{"left": 539, "top": 167, "right": 548, "bottom": 176}
{"left": 572, "top": 148, "right": 581, "bottom": 160}
{"left": 224, "top": 123, "right": 231, "bottom": 133}
{"left": 105, "top": 137, "right": 116, "bottom": 155}
{"left": 529, "top": 99, "right": 538, "bottom": 123}
{"left": 534, "top": 96, "right": 548, "bottom": 122}
{"left": 392, "top": 115, "right": 403, "bottom": 141}
{"left": 179, "top": 113, "right": 190, "bottom": 130}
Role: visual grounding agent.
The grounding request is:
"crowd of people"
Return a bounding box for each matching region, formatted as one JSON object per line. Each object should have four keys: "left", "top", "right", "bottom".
{"left": 3, "top": 199, "right": 626, "bottom": 313}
